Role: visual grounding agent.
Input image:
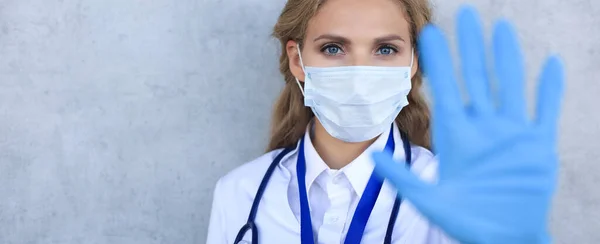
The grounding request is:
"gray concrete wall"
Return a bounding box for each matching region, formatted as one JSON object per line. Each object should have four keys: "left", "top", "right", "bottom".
{"left": 0, "top": 0, "right": 597, "bottom": 243}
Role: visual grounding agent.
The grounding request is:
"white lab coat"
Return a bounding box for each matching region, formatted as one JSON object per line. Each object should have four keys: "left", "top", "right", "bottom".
{"left": 207, "top": 124, "right": 457, "bottom": 244}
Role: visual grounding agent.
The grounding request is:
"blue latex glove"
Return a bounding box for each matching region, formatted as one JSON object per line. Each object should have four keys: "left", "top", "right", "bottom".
{"left": 372, "top": 6, "right": 564, "bottom": 244}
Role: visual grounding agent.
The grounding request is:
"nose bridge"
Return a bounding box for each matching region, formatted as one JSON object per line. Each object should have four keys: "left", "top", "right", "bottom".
{"left": 349, "top": 45, "right": 372, "bottom": 66}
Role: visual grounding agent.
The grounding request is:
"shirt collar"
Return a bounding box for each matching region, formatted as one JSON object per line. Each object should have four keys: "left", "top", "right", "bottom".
{"left": 302, "top": 125, "right": 330, "bottom": 192}
{"left": 302, "top": 122, "right": 403, "bottom": 197}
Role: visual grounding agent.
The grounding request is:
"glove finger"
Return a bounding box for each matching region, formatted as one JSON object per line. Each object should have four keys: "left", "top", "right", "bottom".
{"left": 535, "top": 55, "right": 564, "bottom": 138}
{"left": 419, "top": 24, "right": 466, "bottom": 119}
{"left": 458, "top": 6, "right": 493, "bottom": 116}
{"left": 493, "top": 19, "right": 527, "bottom": 123}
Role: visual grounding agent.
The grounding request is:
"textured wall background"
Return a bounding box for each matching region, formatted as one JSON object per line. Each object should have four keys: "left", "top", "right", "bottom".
{"left": 0, "top": 0, "right": 597, "bottom": 243}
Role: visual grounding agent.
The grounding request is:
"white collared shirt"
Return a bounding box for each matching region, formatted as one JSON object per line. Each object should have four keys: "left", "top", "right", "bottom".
{"left": 207, "top": 124, "right": 457, "bottom": 244}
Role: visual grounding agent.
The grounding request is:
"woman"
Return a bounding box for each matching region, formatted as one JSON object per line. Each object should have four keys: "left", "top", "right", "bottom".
{"left": 207, "top": 0, "right": 563, "bottom": 243}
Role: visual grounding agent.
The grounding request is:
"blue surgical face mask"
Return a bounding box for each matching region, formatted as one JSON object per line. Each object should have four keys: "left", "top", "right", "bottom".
{"left": 294, "top": 44, "right": 414, "bottom": 143}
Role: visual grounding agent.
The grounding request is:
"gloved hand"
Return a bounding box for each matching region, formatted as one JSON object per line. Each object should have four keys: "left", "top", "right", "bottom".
{"left": 372, "top": 6, "right": 564, "bottom": 244}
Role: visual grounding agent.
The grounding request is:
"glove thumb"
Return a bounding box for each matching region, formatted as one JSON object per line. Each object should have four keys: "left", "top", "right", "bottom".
{"left": 371, "top": 150, "right": 432, "bottom": 199}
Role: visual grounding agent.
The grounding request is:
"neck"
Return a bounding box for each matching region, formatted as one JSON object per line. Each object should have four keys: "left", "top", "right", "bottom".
{"left": 311, "top": 120, "right": 378, "bottom": 169}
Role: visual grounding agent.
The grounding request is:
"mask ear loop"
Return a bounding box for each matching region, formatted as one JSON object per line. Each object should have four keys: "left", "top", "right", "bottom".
{"left": 409, "top": 48, "right": 414, "bottom": 68}
{"left": 294, "top": 43, "right": 306, "bottom": 96}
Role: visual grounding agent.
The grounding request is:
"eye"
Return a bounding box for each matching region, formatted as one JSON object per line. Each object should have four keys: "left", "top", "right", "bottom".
{"left": 375, "top": 44, "right": 399, "bottom": 56}
{"left": 320, "top": 44, "right": 344, "bottom": 56}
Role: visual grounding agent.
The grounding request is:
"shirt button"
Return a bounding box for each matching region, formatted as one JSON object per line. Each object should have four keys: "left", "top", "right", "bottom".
{"left": 330, "top": 216, "right": 340, "bottom": 223}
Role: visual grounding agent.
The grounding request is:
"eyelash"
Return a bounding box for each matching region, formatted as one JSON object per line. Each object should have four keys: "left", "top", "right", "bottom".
{"left": 376, "top": 44, "right": 399, "bottom": 56}
{"left": 319, "top": 43, "right": 400, "bottom": 56}
{"left": 320, "top": 43, "right": 344, "bottom": 56}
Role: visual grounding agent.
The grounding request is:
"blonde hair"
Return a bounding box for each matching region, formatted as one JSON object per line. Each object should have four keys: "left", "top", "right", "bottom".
{"left": 267, "top": 0, "right": 433, "bottom": 151}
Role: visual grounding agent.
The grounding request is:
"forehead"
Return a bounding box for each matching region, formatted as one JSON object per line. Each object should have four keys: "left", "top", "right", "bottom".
{"left": 307, "top": 0, "right": 410, "bottom": 40}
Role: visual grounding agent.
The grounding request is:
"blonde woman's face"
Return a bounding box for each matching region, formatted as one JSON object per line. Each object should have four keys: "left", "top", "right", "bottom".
{"left": 287, "top": 0, "right": 418, "bottom": 82}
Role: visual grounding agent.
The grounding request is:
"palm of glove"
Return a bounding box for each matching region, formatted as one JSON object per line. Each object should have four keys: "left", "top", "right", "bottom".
{"left": 372, "top": 6, "right": 563, "bottom": 244}
{"left": 421, "top": 113, "right": 558, "bottom": 244}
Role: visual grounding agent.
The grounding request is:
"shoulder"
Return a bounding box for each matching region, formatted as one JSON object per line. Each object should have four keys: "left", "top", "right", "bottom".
{"left": 208, "top": 149, "right": 291, "bottom": 243}
{"left": 408, "top": 145, "right": 440, "bottom": 182}
{"left": 214, "top": 148, "right": 290, "bottom": 196}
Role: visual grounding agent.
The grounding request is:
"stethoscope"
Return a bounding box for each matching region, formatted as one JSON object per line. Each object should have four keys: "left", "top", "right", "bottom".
{"left": 234, "top": 125, "right": 412, "bottom": 244}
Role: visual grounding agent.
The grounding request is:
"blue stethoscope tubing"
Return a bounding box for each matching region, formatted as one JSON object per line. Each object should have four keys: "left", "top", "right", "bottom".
{"left": 234, "top": 127, "right": 412, "bottom": 244}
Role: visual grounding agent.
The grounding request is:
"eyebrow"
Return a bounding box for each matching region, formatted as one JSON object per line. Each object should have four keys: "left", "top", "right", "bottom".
{"left": 313, "top": 34, "right": 350, "bottom": 43}
{"left": 313, "top": 34, "right": 406, "bottom": 43}
{"left": 374, "top": 34, "right": 406, "bottom": 43}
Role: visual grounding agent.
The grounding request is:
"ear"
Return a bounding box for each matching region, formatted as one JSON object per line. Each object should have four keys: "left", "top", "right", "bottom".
{"left": 411, "top": 51, "right": 419, "bottom": 78}
{"left": 286, "top": 40, "right": 305, "bottom": 82}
